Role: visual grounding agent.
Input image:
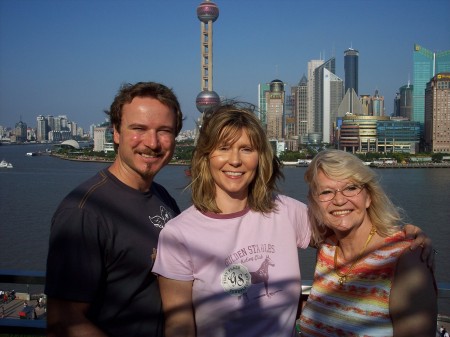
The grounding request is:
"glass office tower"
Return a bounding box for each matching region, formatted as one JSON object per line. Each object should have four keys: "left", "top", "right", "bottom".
{"left": 412, "top": 44, "right": 450, "bottom": 132}
{"left": 344, "top": 48, "right": 359, "bottom": 96}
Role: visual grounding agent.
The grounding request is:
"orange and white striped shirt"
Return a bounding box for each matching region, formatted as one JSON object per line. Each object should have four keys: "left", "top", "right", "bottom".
{"left": 300, "top": 231, "right": 410, "bottom": 337}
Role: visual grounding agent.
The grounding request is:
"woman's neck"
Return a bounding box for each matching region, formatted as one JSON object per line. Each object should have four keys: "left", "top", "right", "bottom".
{"left": 215, "top": 192, "right": 248, "bottom": 214}
{"left": 336, "top": 223, "right": 379, "bottom": 262}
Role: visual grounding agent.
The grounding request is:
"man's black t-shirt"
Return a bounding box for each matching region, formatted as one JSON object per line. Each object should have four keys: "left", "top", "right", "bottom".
{"left": 45, "top": 168, "right": 180, "bottom": 337}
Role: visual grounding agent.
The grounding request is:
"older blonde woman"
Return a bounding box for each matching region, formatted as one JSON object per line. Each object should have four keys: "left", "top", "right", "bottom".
{"left": 299, "top": 149, "right": 437, "bottom": 337}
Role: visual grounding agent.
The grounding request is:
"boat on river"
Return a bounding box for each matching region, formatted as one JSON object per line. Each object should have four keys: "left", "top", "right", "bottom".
{"left": 0, "top": 159, "right": 13, "bottom": 168}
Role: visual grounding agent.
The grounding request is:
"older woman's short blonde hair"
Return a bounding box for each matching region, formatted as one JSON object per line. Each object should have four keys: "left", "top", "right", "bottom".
{"left": 304, "top": 149, "right": 403, "bottom": 245}
{"left": 190, "top": 101, "right": 283, "bottom": 214}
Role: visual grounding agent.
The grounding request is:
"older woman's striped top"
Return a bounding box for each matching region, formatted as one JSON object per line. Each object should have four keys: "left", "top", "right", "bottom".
{"left": 299, "top": 231, "right": 410, "bottom": 337}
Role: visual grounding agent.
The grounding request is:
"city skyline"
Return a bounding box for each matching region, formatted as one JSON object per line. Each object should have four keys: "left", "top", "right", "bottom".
{"left": 0, "top": 0, "right": 449, "bottom": 131}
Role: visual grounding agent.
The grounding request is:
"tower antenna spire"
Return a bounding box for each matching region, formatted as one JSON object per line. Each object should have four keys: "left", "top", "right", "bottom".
{"left": 195, "top": 0, "right": 220, "bottom": 138}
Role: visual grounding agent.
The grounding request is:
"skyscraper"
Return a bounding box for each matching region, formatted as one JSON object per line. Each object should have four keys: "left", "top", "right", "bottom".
{"left": 313, "top": 57, "right": 338, "bottom": 142}
{"left": 371, "top": 90, "right": 385, "bottom": 116}
{"left": 258, "top": 82, "right": 270, "bottom": 128}
{"left": 195, "top": 1, "right": 220, "bottom": 125}
{"left": 412, "top": 44, "right": 450, "bottom": 132}
{"left": 323, "top": 69, "right": 344, "bottom": 143}
{"left": 397, "top": 83, "right": 413, "bottom": 119}
{"left": 307, "top": 59, "right": 324, "bottom": 134}
{"left": 344, "top": 48, "right": 359, "bottom": 96}
{"left": 424, "top": 73, "right": 450, "bottom": 153}
{"left": 291, "top": 75, "right": 308, "bottom": 143}
{"left": 265, "top": 79, "right": 285, "bottom": 140}
{"left": 36, "top": 115, "right": 47, "bottom": 142}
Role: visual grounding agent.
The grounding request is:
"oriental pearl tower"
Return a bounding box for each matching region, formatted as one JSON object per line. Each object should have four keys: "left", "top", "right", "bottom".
{"left": 195, "top": 0, "right": 220, "bottom": 133}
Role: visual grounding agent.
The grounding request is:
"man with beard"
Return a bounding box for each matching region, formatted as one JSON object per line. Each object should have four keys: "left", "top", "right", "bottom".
{"left": 45, "top": 82, "right": 183, "bottom": 337}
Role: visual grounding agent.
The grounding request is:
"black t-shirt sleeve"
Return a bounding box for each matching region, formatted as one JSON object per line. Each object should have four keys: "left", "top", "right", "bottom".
{"left": 45, "top": 206, "right": 106, "bottom": 301}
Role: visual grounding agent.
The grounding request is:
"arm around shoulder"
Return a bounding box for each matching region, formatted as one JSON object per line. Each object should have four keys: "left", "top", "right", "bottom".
{"left": 158, "top": 276, "right": 196, "bottom": 337}
{"left": 46, "top": 298, "right": 108, "bottom": 337}
{"left": 390, "top": 247, "right": 437, "bottom": 337}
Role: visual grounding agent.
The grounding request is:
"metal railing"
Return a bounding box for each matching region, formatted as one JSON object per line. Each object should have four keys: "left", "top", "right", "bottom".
{"left": 0, "top": 270, "right": 46, "bottom": 336}
{"left": 1, "top": 270, "right": 449, "bottom": 336}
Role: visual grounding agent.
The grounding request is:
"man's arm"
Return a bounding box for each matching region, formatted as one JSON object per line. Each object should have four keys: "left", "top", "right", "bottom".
{"left": 47, "top": 298, "right": 107, "bottom": 337}
{"left": 402, "top": 224, "right": 434, "bottom": 268}
{"left": 158, "top": 276, "right": 195, "bottom": 337}
{"left": 390, "top": 248, "right": 437, "bottom": 337}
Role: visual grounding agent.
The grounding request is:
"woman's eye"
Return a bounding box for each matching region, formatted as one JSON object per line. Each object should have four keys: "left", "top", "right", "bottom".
{"left": 319, "top": 190, "right": 333, "bottom": 196}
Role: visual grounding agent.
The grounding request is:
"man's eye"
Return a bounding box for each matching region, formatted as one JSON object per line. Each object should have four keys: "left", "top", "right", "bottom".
{"left": 158, "top": 129, "right": 174, "bottom": 135}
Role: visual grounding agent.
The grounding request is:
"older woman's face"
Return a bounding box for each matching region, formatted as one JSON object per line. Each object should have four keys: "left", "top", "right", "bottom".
{"left": 315, "top": 170, "right": 372, "bottom": 233}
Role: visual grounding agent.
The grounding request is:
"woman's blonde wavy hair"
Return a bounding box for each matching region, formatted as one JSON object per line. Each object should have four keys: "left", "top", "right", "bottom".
{"left": 190, "top": 101, "right": 283, "bottom": 214}
{"left": 304, "top": 149, "right": 403, "bottom": 246}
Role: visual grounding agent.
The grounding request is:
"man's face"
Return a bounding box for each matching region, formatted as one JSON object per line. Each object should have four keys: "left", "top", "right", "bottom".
{"left": 113, "top": 96, "right": 176, "bottom": 188}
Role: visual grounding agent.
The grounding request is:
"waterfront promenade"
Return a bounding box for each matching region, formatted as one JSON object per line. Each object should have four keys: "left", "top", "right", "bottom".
{"left": 1, "top": 295, "right": 46, "bottom": 321}
{"left": 370, "top": 162, "right": 450, "bottom": 168}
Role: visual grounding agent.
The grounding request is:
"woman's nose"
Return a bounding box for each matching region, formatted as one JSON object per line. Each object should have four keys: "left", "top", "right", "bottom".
{"left": 332, "top": 190, "right": 347, "bottom": 204}
{"left": 228, "top": 150, "right": 242, "bottom": 166}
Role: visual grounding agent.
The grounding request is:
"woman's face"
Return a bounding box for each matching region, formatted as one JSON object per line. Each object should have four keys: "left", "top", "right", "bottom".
{"left": 315, "top": 170, "right": 372, "bottom": 233}
{"left": 209, "top": 129, "right": 259, "bottom": 203}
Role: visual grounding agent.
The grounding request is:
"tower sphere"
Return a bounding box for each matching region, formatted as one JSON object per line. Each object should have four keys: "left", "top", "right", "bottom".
{"left": 197, "top": 1, "right": 219, "bottom": 23}
{"left": 196, "top": 90, "right": 220, "bottom": 113}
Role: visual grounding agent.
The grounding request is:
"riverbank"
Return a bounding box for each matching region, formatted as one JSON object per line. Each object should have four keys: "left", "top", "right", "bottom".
{"left": 370, "top": 162, "right": 450, "bottom": 168}
{"left": 50, "top": 153, "right": 450, "bottom": 168}
{"left": 50, "top": 153, "right": 190, "bottom": 166}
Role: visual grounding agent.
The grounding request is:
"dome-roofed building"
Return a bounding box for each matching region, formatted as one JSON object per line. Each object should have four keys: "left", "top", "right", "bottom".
{"left": 270, "top": 79, "right": 284, "bottom": 92}
{"left": 60, "top": 139, "right": 80, "bottom": 149}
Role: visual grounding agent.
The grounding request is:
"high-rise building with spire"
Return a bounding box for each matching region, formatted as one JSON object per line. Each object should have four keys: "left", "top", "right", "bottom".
{"left": 396, "top": 82, "right": 413, "bottom": 119}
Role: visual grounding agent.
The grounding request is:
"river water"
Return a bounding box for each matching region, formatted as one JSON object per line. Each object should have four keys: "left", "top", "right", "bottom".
{"left": 1, "top": 144, "right": 449, "bottom": 313}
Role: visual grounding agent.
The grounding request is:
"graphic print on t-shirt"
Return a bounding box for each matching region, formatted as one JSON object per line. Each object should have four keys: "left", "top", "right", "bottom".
{"left": 221, "top": 244, "right": 278, "bottom": 302}
{"left": 149, "top": 205, "right": 172, "bottom": 228}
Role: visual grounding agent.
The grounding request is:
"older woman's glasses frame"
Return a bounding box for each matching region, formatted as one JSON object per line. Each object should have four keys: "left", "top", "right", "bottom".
{"left": 317, "top": 184, "right": 365, "bottom": 202}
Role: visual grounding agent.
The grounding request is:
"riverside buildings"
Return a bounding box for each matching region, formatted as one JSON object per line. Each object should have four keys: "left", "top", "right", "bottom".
{"left": 36, "top": 115, "right": 82, "bottom": 142}
{"left": 257, "top": 43, "right": 449, "bottom": 155}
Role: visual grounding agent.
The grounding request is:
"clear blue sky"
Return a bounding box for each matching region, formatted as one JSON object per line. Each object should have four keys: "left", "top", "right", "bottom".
{"left": 1, "top": 0, "right": 449, "bottom": 131}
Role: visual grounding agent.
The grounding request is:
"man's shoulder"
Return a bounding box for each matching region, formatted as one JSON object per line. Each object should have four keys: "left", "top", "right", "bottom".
{"left": 58, "top": 169, "right": 113, "bottom": 206}
{"left": 70, "top": 169, "right": 111, "bottom": 194}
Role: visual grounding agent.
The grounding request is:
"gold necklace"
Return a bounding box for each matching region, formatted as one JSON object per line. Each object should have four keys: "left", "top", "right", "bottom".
{"left": 334, "top": 226, "right": 377, "bottom": 285}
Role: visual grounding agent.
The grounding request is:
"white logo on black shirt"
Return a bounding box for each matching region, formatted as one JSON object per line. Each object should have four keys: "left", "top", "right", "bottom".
{"left": 149, "top": 206, "right": 171, "bottom": 228}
